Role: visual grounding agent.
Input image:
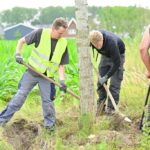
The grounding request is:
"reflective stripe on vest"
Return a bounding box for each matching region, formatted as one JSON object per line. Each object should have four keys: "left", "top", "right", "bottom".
{"left": 28, "top": 28, "right": 67, "bottom": 77}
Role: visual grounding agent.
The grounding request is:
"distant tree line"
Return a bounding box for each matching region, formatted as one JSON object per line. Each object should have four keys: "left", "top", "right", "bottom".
{"left": 0, "top": 6, "right": 150, "bottom": 37}
{"left": 99, "top": 6, "right": 150, "bottom": 37}
{"left": 0, "top": 7, "right": 75, "bottom": 26}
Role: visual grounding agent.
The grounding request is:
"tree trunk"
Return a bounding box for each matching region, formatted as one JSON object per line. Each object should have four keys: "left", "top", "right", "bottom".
{"left": 75, "top": 0, "right": 95, "bottom": 116}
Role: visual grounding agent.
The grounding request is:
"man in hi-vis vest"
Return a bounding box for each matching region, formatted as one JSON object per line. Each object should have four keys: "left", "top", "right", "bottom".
{"left": 0, "top": 17, "right": 69, "bottom": 132}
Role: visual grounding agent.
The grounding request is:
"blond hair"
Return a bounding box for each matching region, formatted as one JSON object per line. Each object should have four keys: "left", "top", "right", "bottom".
{"left": 52, "top": 17, "right": 68, "bottom": 29}
{"left": 89, "top": 30, "right": 103, "bottom": 46}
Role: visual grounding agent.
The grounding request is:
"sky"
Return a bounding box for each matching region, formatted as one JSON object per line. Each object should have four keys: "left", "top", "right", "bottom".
{"left": 0, "top": 0, "right": 150, "bottom": 11}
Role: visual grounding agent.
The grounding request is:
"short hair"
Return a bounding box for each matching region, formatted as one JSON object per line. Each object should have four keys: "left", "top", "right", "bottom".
{"left": 52, "top": 17, "right": 68, "bottom": 29}
{"left": 89, "top": 30, "right": 103, "bottom": 46}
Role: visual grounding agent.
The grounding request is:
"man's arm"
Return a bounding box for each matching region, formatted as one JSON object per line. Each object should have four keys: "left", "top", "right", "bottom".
{"left": 140, "top": 25, "right": 150, "bottom": 77}
{"left": 15, "top": 29, "right": 41, "bottom": 64}
{"left": 16, "top": 37, "right": 26, "bottom": 54}
{"left": 106, "top": 41, "right": 121, "bottom": 78}
{"left": 15, "top": 37, "right": 26, "bottom": 64}
{"left": 58, "top": 65, "right": 65, "bottom": 80}
{"left": 58, "top": 65, "right": 67, "bottom": 92}
{"left": 16, "top": 29, "right": 41, "bottom": 53}
{"left": 58, "top": 47, "right": 69, "bottom": 92}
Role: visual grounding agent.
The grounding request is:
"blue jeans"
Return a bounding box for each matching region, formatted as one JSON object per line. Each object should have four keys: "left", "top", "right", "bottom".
{"left": 0, "top": 70, "right": 55, "bottom": 127}
{"left": 18, "top": 70, "right": 56, "bottom": 100}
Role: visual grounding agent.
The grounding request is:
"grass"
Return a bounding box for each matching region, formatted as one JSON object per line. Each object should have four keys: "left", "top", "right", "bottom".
{"left": 0, "top": 36, "right": 150, "bottom": 149}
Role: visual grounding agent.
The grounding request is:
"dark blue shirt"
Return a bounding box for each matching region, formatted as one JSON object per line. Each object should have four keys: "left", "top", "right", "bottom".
{"left": 91, "top": 30, "right": 125, "bottom": 78}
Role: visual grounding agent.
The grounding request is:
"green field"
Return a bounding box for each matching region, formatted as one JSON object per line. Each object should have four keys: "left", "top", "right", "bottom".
{"left": 0, "top": 37, "right": 150, "bottom": 149}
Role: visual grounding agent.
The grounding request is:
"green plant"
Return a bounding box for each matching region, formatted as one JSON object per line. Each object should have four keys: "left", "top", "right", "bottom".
{"left": 0, "top": 141, "right": 13, "bottom": 150}
{"left": 78, "top": 113, "right": 94, "bottom": 135}
{"left": 140, "top": 124, "right": 150, "bottom": 150}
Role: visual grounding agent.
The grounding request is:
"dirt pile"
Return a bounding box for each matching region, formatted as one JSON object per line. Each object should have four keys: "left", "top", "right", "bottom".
{"left": 3, "top": 119, "right": 39, "bottom": 150}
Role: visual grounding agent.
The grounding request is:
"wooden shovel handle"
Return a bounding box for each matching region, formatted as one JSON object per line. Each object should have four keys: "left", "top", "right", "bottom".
{"left": 23, "top": 63, "right": 80, "bottom": 100}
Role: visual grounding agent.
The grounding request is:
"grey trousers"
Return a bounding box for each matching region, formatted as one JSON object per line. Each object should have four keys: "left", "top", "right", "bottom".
{"left": 97, "top": 54, "right": 125, "bottom": 110}
{"left": 0, "top": 70, "right": 55, "bottom": 127}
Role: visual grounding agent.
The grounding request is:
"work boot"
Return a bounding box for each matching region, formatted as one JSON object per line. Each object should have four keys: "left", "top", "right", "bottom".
{"left": 96, "top": 101, "right": 105, "bottom": 116}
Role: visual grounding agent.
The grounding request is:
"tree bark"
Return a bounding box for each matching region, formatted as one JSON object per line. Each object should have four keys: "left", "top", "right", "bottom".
{"left": 75, "top": 0, "right": 95, "bottom": 116}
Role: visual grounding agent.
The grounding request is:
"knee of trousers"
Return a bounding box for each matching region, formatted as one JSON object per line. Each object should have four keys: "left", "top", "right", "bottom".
{"left": 109, "top": 84, "right": 120, "bottom": 94}
{"left": 7, "top": 103, "right": 22, "bottom": 111}
{"left": 18, "top": 88, "right": 30, "bottom": 98}
{"left": 8, "top": 91, "right": 29, "bottom": 110}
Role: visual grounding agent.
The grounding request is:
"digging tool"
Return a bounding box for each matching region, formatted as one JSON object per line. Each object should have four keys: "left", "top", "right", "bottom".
{"left": 139, "top": 85, "right": 150, "bottom": 130}
{"left": 102, "top": 82, "right": 132, "bottom": 123}
{"left": 93, "top": 67, "right": 132, "bottom": 123}
{"left": 22, "top": 62, "right": 80, "bottom": 100}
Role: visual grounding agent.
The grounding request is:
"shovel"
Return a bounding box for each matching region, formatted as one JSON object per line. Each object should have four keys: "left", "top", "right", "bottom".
{"left": 102, "top": 82, "right": 132, "bottom": 123}
{"left": 22, "top": 62, "right": 80, "bottom": 100}
{"left": 93, "top": 67, "right": 132, "bottom": 123}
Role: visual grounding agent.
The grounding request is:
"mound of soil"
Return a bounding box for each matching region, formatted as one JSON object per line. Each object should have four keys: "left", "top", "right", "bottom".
{"left": 3, "top": 119, "right": 39, "bottom": 150}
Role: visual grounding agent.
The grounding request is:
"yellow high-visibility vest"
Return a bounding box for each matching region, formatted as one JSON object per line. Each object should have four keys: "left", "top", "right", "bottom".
{"left": 28, "top": 28, "right": 67, "bottom": 77}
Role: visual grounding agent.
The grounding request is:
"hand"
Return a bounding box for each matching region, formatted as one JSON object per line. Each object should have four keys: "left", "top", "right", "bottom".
{"left": 15, "top": 53, "right": 24, "bottom": 64}
{"left": 59, "top": 80, "right": 67, "bottom": 93}
{"left": 98, "top": 75, "right": 108, "bottom": 85}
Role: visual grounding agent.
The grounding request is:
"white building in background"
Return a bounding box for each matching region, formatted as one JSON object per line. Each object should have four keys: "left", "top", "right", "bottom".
{"left": 63, "top": 18, "right": 77, "bottom": 38}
